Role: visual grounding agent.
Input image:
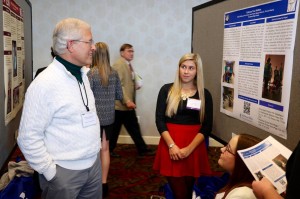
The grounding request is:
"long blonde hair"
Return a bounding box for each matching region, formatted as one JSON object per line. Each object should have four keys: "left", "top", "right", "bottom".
{"left": 91, "top": 42, "right": 111, "bottom": 86}
{"left": 166, "top": 53, "right": 205, "bottom": 122}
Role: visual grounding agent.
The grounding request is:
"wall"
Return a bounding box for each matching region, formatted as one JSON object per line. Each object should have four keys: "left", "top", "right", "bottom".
{"left": 30, "top": 0, "right": 210, "bottom": 144}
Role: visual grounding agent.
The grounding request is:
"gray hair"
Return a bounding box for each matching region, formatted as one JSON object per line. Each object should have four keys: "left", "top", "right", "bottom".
{"left": 52, "top": 18, "right": 91, "bottom": 55}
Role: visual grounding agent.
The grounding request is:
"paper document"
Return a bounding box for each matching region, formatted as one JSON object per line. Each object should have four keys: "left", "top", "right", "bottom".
{"left": 237, "top": 136, "right": 292, "bottom": 194}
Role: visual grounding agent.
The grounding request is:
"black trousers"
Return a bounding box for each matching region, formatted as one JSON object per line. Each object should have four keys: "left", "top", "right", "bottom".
{"left": 110, "top": 110, "right": 148, "bottom": 153}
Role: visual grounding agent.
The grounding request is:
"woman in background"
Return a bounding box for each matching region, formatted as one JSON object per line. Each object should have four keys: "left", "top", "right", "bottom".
{"left": 215, "top": 134, "right": 261, "bottom": 199}
{"left": 153, "top": 53, "right": 213, "bottom": 199}
{"left": 88, "top": 42, "right": 122, "bottom": 198}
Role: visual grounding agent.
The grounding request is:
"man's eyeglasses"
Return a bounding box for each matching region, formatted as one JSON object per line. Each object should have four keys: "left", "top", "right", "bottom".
{"left": 224, "top": 144, "right": 235, "bottom": 156}
{"left": 73, "top": 39, "right": 94, "bottom": 46}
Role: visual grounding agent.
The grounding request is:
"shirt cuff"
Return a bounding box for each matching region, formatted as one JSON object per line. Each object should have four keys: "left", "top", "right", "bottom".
{"left": 43, "top": 164, "right": 56, "bottom": 181}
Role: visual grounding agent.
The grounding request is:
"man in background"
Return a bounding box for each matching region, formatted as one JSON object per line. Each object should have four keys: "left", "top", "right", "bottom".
{"left": 110, "top": 43, "right": 154, "bottom": 157}
{"left": 17, "top": 18, "right": 102, "bottom": 199}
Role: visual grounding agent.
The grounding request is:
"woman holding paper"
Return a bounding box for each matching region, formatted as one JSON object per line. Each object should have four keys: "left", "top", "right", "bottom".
{"left": 252, "top": 140, "right": 300, "bottom": 199}
{"left": 215, "top": 134, "right": 261, "bottom": 199}
{"left": 153, "top": 53, "right": 213, "bottom": 199}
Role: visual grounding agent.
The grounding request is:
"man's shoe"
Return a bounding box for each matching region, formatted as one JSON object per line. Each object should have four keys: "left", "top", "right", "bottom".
{"left": 110, "top": 151, "right": 121, "bottom": 158}
{"left": 138, "top": 148, "right": 156, "bottom": 157}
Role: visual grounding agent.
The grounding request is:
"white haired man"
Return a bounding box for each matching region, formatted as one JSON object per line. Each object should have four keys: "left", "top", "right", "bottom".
{"left": 17, "top": 18, "right": 102, "bottom": 199}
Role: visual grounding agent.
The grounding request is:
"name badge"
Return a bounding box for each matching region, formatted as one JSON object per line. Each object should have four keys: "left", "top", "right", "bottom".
{"left": 186, "top": 98, "right": 201, "bottom": 110}
{"left": 81, "top": 111, "right": 98, "bottom": 128}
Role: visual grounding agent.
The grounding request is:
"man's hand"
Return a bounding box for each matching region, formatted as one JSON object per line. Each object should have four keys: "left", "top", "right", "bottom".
{"left": 126, "top": 101, "right": 136, "bottom": 109}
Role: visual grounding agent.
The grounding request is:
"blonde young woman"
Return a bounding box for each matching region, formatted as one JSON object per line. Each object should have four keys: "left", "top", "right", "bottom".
{"left": 87, "top": 42, "right": 122, "bottom": 198}
{"left": 153, "top": 53, "right": 213, "bottom": 199}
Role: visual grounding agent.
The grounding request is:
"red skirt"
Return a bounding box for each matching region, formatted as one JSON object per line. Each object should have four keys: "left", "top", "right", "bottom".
{"left": 153, "top": 123, "right": 212, "bottom": 177}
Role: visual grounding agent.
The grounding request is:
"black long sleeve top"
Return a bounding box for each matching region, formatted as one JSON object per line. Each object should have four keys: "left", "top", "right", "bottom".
{"left": 286, "top": 141, "right": 300, "bottom": 198}
{"left": 155, "top": 83, "right": 213, "bottom": 137}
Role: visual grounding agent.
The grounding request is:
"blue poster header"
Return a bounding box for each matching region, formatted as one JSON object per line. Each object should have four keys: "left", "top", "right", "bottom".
{"left": 225, "top": 0, "right": 297, "bottom": 24}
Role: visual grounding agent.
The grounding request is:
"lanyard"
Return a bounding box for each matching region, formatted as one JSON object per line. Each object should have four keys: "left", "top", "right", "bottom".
{"left": 77, "top": 81, "right": 89, "bottom": 112}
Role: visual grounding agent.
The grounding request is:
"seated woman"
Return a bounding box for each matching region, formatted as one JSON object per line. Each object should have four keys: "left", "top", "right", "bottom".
{"left": 215, "top": 134, "right": 261, "bottom": 199}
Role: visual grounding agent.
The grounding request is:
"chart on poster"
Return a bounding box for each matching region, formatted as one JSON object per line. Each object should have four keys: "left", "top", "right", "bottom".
{"left": 220, "top": 0, "right": 299, "bottom": 139}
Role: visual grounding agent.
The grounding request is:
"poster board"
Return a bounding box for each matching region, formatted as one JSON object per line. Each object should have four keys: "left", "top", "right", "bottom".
{"left": 192, "top": 0, "right": 300, "bottom": 149}
{"left": 0, "top": 0, "right": 32, "bottom": 169}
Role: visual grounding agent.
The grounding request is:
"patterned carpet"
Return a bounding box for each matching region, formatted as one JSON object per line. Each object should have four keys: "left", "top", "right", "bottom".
{"left": 107, "top": 144, "right": 224, "bottom": 199}
{"left": 1, "top": 144, "right": 224, "bottom": 199}
{"left": 108, "top": 145, "right": 165, "bottom": 198}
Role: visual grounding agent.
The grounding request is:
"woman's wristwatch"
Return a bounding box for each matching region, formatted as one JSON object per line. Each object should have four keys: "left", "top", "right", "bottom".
{"left": 169, "top": 143, "right": 175, "bottom": 149}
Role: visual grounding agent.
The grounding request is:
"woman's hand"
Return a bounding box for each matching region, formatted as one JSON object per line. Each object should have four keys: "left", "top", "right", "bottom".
{"left": 169, "top": 145, "right": 181, "bottom": 160}
{"left": 178, "top": 146, "right": 192, "bottom": 159}
{"left": 252, "top": 177, "right": 283, "bottom": 199}
{"left": 169, "top": 145, "right": 192, "bottom": 160}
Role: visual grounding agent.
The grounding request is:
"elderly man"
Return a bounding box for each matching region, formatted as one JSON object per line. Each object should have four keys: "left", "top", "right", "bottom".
{"left": 17, "top": 18, "right": 102, "bottom": 199}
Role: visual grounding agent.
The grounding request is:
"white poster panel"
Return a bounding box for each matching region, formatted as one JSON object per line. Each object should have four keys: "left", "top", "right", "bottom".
{"left": 220, "top": 0, "right": 299, "bottom": 139}
{"left": 3, "top": 0, "right": 25, "bottom": 125}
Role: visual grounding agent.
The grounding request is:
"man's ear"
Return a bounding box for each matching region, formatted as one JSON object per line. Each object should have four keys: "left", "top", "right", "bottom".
{"left": 66, "top": 40, "right": 75, "bottom": 53}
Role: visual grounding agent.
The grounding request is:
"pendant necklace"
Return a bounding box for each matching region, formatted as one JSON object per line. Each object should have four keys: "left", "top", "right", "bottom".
{"left": 181, "top": 90, "right": 192, "bottom": 100}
